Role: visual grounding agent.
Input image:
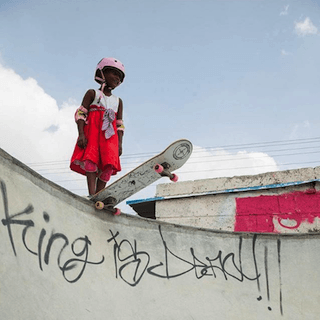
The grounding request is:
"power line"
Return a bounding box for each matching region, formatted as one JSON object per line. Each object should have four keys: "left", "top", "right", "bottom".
{"left": 34, "top": 148, "right": 320, "bottom": 175}
{"left": 51, "top": 159, "right": 320, "bottom": 184}
{"left": 29, "top": 143, "right": 320, "bottom": 172}
{"left": 180, "top": 160, "right": 320, "bottom": 174}
{"left": 26, "top": 136, "right": 320, "bottom": 167}
{"left": 202, "top": 137, "right": 320, "bottom": 151}
{"left": 24, "top": 136, "right": 320, "bottom": 185}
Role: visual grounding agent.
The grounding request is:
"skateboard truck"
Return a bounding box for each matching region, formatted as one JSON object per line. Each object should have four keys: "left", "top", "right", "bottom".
{"left": 154, "top": 162, "right": 178, "bottom": 182}
{"left": 95, "top": 197, "right": 121, "bottom": 215}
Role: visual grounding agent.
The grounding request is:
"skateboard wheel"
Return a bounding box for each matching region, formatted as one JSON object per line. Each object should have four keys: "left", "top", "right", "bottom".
{"left": 154, "top": 164, "right": 164, "bottom": 174}
{"left": 95, "top": 201, "right": 104, "bottom": 210}
{"left": 170, "top": 174, "right": 178, "bottom": 182}
{"left": 114, "top": 208, "right": 121, "bottom": 216}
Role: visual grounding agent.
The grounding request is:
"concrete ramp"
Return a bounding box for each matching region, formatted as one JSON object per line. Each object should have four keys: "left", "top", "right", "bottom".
{"left": 0, "top": 148, "right": 319, "bottom": 319}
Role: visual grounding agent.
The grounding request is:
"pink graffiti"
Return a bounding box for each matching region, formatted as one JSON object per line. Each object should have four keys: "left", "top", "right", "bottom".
{"left": 235, "top": 189, "right": 320, "bottom": 233}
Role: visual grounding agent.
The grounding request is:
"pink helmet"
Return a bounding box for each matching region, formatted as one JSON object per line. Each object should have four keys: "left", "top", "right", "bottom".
{"left": 95, "top": 57, "right": 125, "bottom": 85}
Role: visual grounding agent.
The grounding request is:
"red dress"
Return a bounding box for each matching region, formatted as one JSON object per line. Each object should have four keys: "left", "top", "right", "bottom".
{"left": 70, "top": 90, "right": 121, "bottom": 180}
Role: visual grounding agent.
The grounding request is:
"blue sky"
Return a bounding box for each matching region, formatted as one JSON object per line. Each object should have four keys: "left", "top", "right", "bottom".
{"left": 1, "top": 0, "right": 320, "bottom": 211}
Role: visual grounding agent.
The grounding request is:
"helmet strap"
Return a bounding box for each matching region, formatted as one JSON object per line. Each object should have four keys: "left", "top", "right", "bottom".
{"left": 96, "top": 70, "right": 111, "bottom": 92}
{"left": 96, "top": 68, "right": 119, "bottom": 92}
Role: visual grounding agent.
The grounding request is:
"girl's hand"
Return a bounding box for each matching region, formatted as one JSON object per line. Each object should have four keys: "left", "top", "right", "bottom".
{"left": 118, "top": 144, "right": 123, "bottom": 156}
{"left": 77, "top": 133, "right": 87, "bottom": 149}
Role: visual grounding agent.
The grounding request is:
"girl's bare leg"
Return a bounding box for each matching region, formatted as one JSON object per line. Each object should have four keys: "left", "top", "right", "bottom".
{"left": 86, "top": 172, "right": 97, "bottom": 195}
{"left": 96, "top": 179, "right": 107, "bottom": 194}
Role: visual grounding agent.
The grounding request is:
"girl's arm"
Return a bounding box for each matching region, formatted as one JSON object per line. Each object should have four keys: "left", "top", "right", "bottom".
{"left": 76, "top": 89, "right": 95, "bottom": 149}
{"left": 117, "top": 98, "right": 124, "bottom": 156}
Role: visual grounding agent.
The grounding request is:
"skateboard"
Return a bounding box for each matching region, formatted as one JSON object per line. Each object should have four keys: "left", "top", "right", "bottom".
{"left": 91, "top": 139, "right": 193, "bottom": 215}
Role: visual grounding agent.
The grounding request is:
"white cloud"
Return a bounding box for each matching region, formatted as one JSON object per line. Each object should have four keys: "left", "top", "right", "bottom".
{"left": 294, "top": 17, "right": 318, "bottom": 36}
{"left": 280, "top": 5, "right": 289, "bottom": 16}
{"left": 175, "top": 146, "right": 279, "bottom": 181}
{"left": 0, "top": 63, "right": 78, "bottom": 164}
{"left": 0, "top": 62, "right": 83, "bottom": 198}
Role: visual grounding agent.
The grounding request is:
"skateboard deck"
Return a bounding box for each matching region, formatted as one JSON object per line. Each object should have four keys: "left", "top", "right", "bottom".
{"left": 91, "top": 139, "right": 193, "bottom": 214}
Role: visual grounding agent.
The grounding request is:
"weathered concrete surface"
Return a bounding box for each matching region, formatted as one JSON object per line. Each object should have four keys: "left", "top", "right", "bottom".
{"left": 156, "top": 167, "right": 319, "bottom": 197}
{"left": 155, "top": 167, "right": 320, "bottom": 233}
{"left": 1, "top": 148, "right": 320, "bottom": 319}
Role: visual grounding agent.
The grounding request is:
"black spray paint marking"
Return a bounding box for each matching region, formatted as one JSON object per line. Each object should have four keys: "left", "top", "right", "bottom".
{"left": 264, "top": 246, "right": 271, "bottom": 311}
{"left": 0, "top": 179, "right": 285, "bottom": 315}
{"left": 107, "top": 229, "right": 150, "bottom": 286}
{"left": 108, "top": 225, "right": 260, "bottom": 285}
{"left": 0, "top": 180, "right": 104, "bottom": 283}
{"left": 252, "top": 234, "right": 262, "bottom": 303}
{"left": 278, "top": 239, "right": 283, "bottom": 316}
{"left": 1, "top": 180, "right": 34, "bottom": 256}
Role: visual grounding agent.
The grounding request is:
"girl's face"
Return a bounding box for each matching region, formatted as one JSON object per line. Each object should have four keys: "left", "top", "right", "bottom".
{"left": 103, "top": 68, "right": 123, "bottom": 89}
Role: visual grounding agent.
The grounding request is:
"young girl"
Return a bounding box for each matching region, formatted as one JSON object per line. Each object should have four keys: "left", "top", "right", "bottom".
{"left": 70, "top": 57, "right": 125, "bottom": 196}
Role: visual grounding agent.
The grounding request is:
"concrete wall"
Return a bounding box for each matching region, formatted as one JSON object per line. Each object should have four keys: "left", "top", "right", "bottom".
{"left": 155, "top": 167, "right": 320, "bottom": 233}
{"left": 1, "top": 148, "right": 320, "bottom": 319}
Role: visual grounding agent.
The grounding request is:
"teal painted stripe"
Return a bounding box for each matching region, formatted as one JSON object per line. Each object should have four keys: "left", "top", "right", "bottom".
{"left": 126, "top": 179, "right": 320, "bottom": 205}
{"left": 127, "top": 197, "right": 164, "bottom": 205}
